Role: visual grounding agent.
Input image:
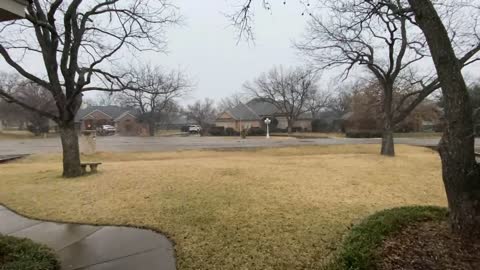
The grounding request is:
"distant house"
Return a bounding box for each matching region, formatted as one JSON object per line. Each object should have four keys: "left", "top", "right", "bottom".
{"left": 215, "top": 99, "right": 313, "bottom": 132}
{"left": 75, "top": 106, "right": 147, "bottom": 136}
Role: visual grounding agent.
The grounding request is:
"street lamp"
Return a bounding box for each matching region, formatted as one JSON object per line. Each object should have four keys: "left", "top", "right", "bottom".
{"left": 264, "top": 118, "right": 271, "bottom": 139}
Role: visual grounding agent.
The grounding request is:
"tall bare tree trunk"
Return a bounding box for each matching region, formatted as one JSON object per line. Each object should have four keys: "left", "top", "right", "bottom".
{"left": 408, "top": 0, "right": 480, "bottom": 237}
{"left": 148, "top": 118, "right": 156, "bottom": 137}
{"left": 381, "top": 87, "right": 395, "bottom": 156}
{"left": 381, "top": 127, "right": 395, "bottom": 156}
{"left": 287, "top": 119, "right": 293, "bottom": 135}
{"left": 60, "top": 121, "right": 82, "bottom": 177}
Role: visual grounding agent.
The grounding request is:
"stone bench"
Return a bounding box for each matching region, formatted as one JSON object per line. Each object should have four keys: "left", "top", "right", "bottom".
{"left": 80, "top": 162, "right": 102, "bottom": 174}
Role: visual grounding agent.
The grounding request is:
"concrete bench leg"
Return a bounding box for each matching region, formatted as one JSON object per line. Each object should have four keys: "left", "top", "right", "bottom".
{"left": 90, "top": 164, "right": 98, "bottom": 173}
{"left": 80, "top": 165, "right": 87, "bottom": 175}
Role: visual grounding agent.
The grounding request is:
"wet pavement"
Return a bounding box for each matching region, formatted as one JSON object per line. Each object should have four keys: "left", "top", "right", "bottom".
{"left": 0, "top": 205, "right": 176, "bottom": 270}
{"left": 0, "top": 154, "right": 28, "bottom": 163}
{"left": 1, "top": 135, "right": 478, "bottom": 155}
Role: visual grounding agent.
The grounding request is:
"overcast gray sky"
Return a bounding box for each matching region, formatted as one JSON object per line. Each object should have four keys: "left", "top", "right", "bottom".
{"left": 133, "top": 0, "right": 311, "bottom": 104}
{"left": 1, "top": 0, "right": 478, "bottom": 106}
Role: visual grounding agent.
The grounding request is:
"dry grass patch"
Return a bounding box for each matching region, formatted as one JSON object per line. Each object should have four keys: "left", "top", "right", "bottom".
{"left": 0, "top": 131, "right": 57, "bottom": 140}
{"left": 0, "top": 145, "right": 446, "bottom": 270}
{"left": 271, "top": 132, "right": 345, "bottom": 139}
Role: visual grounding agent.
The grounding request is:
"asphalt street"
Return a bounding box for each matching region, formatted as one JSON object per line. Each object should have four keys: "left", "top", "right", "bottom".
{"left": 1, "top": 135, "right": 478, "bottom": 155}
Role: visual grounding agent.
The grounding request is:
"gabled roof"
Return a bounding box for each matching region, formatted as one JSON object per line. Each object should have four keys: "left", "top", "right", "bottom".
{"left": 114, "top": 111, "right": 137, "bottom": 122}
{"left": 226, "top": 102, "right": 261, "bottom": 121}
{"left": 245, "top": 99, "right": 279, "bottom": 116}
{"left": 75, "top": 106, "right": 135, "bottom": 122}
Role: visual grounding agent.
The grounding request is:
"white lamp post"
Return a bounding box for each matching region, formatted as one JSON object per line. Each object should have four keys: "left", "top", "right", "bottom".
{"left": 264, "top": 118, "right": 271, "bottom": 139}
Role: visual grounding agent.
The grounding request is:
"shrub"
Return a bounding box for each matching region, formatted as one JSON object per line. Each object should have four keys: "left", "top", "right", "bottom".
{"left": 247, "top": 127, "right": 266, "bottom": 136}
{"left": 0, "top": 235, "right": 60, "bottom": 270}
{"left": 225, "top": 128, "right": 239, "bottom": 136}
{"left": 345, "top": 130, "right": 383, "bottom": 138}
{"left": 180, "top": 126, "right": 189, "bottom": 132}
{"left": 240, "top": 129, "right": 247, "bottom": 139}
{"left": 325, "top": 206, "right": 448, "bottom": 270}
{"left": 208, "top": 126, "right": 225, "bottom": 136}
{"left": 272, "top": 127, "right": 288, "bottom": 133}
{"left": 312, "top": 119, "right": 336, "bottom": 132}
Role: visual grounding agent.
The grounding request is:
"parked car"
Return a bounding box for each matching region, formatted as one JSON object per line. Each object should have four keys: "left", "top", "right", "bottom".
{"left": 188, "top": 125, "right": 201, "bottom": 133}
{"left": 97, "top": 125, "right": 116, "bottom": 136}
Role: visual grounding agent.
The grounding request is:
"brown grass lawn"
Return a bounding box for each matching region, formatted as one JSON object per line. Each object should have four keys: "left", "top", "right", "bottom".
{"left": 271, "top": 132, "right": 345, "bottom": 139}
{"left": 0, "top": 145, "right": 446, "bottom": 270}
{"left": 0, "top": 130, "right": 36, "bottom": 139}
{"left": 0, "top": 130, "right": 57, "bottom": 140}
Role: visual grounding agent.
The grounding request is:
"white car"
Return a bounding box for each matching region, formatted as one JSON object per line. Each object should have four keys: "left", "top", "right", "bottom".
{"left": 98, "top": 125, "right": 116, "bottom": 135}
{"left": 188, "top": 125, "right": 201, "bottom": 133}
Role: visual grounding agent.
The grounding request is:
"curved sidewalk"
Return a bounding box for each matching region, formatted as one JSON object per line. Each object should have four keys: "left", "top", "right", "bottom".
{"left": 0, "top": 205, "right": 176, "bottom": 270}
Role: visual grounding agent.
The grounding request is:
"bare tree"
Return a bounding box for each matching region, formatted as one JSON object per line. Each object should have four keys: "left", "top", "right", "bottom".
{"left": 185, "top": 98, "right": 217, "bottom": 135}
{"left": 0, "top": 0, "right": 179, "bottom": 177}
{"left": 231, "top": 0, "right": 478, "bottom": 156}
{"left": 307, "top": 88, "right": 331, "bottom": 119}
{"left": 84, "top": 92, "right": 120, "bottom": 107}
{"left": 217, "top": 93, "right": 248, "bottom": 113}
{"left": 0, "top": 73, "right": 57, "bottom": 134}
{"left": 231, "top": 0, "right": 480, "bottom": 237}
{"left": 402, "top": 0, "right": 480, "bottom": 238}
{"left": 119, "top": 65, "right": 190, "bottom": 136}
{"left": 344, "top": 79, "right": 441, "bottom": 133}
{"left": 296, "top": 0, "right": 441, "bottom": 156}
{"left": 328, "top": 87, "right": 353, "bottom": 116}
{"left": 17, "top": 82, "right": 57, "bottom": 135}
{"left": 244, "top": 66, "right": 318, "bottom": 134}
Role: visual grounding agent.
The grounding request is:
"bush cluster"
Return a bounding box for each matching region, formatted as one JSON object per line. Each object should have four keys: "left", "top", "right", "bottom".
{"left": 0, "top": 235, "right": 60, "bottom": 270}
{"left": 325, "top": 206, "right": 448, "bottom": 270}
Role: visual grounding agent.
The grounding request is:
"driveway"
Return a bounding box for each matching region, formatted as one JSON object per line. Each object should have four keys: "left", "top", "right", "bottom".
{"left": 2, "top": 135, "right": 478, "bottom": 155}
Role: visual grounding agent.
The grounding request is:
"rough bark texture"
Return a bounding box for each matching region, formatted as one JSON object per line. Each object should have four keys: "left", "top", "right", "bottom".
{"left": 408, "top": 0, "right": 480, "bottom": 237}
{"left": 382, "top": 87, "right": 395, "bottom": 156}
{"left": 60, "top": 121, "right": 82, "bottom": 178}
{"left": 286, "top": 118, "right": 295, "bottom": 135}
{"left": 148, "top": 118, "right": 156, "bottom": 137}
{"left": 381, "top": 129, "right": 395, "bottom": 156}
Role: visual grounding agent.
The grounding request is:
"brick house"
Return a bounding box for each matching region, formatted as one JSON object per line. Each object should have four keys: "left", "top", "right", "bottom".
{"left": 75, "top": 106, "right": 148, "bottom": 136}
{"left": 215, "top": 99, "right": 313, "bottom": 132}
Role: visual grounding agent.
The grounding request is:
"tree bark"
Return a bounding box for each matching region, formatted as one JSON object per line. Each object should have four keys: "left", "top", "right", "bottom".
{"left": 148, "top": 118, "right": 156, "bottom": 137}
{"left": 287, "top": 119, "right": 293, "bottom": 135}
{"left": 60, "top": 121, "right": 82, "bottom": 178}
{"left": 381, "top": 87, "right": 395, "bottom": 156}
{"left": 408, "top": 0, "right": 480, "bottom": 237}
{"left": 381, "top": 128, "right": 395, "bottom": 156}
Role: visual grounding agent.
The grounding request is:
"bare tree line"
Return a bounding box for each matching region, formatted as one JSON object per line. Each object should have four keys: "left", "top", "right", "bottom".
{"left": 243, "top": 66, "right": 329, "bottom": 134}
{"left": 118, "top": 65, "right": 191, "bottom": 136}
{"left": 230, "top": 0, "right": 480, "bottom": 240}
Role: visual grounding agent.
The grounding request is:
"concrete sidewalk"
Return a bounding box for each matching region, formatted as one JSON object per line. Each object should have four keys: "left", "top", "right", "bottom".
{"left": 0, "top": 205, "right": 176, "bottom": 270}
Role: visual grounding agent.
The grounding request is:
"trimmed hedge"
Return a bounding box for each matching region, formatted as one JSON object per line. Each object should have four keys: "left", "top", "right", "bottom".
{"left": 0, "top": 235, "right": 59, "bottom": 270}
{"left": 208, "top": 126, "right": 225, "bottom": 136}
{"left": 325, "top": 206, "right": 448, "bottom": 270}
{"left": 247, "top": 127, "right": 266, "bottom": 136}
